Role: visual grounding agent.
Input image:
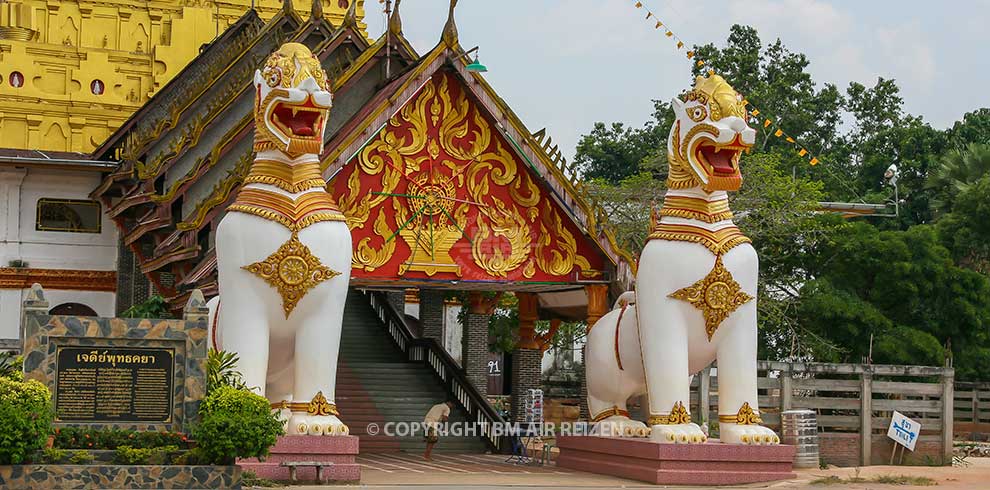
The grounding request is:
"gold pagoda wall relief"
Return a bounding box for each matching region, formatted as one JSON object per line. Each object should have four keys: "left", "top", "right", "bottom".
{"left": 0, "top": 0, "right": 366, "bottom": 152}
{"left": 329, "top": 72, "right": 606, "bottom": 284}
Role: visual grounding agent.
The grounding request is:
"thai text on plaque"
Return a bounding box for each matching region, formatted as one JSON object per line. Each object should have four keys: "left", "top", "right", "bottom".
{"left": 55, "top": 346, "right": 175, "bottom": 423}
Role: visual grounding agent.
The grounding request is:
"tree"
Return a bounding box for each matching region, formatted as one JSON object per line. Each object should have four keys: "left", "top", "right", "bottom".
{"left": 936, "top": 174, "right": 990, "bottom": 274}
{"left": 947, "top": 108, "right": 990, "bottom": 148}
{"left": 799, "top": 222, "right": 990, "bottom": 378}
{"left": 928, "top": 143, "right": 990, "bottom": 213}
{"left": 573, "top": 100, "right": 671, "bottom": 183}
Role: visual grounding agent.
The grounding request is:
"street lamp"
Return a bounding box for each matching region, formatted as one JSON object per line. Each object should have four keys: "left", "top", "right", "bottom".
{"left": 456, "top": 46, "right": 488, "bottom": 73}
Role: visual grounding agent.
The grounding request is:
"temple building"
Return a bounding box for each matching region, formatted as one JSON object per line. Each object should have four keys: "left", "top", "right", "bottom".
{"left": 0, "top": 1, "right": 634, "bottom": 450}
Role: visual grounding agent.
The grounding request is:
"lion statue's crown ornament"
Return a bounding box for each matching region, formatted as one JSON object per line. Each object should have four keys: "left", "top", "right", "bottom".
{"left": 209, "top": 43, "right": 353, "bottom": 437}
{"left": 584, "top": 75, "right": 779, "bottom": 446}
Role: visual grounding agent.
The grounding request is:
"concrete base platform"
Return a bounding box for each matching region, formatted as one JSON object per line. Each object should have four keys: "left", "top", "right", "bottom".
{"left": 238, "top": 435, "right": 360, "bottom": 482}
{"left": 555, "top": 436, "right": 796, "bottom": 486}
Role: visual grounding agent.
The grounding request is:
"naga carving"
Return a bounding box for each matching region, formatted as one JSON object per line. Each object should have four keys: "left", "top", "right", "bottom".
{"left": 585, "top": 75, "right": 780, "bottom": 446}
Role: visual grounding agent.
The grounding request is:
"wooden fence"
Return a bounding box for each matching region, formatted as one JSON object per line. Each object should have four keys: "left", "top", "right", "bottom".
{"left": 685, "top": 361, "right": 954, "bottom": 466}
{"left": 954, "top": 381, "right": 990, "bottom": 431}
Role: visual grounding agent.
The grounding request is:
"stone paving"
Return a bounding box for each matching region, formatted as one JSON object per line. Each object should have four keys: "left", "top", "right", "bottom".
{"left": 278, "top": 454, "right": 990, "bottom": 489}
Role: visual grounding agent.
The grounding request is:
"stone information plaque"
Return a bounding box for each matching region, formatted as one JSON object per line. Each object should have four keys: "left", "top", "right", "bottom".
{"left": 55, "top": 346, "right": 175, "bottom": 423}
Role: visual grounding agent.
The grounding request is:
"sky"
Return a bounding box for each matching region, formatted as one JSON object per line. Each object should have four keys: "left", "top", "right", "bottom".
{"left": 365, "top": 0, "right": 990, "bottom": 161}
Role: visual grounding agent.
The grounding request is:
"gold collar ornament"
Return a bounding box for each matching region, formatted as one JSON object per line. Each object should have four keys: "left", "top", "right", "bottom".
{"left": 668, "top": 255, "right": 753, "bottom": 340}
{"left": 242, "top": 232, "right": 340, "bottom": 317}
{"left": 718, "top": 402, "right": 763, "bottom": 425}
{"left": 648, "top": 401, "right": 692, "bottom": 425}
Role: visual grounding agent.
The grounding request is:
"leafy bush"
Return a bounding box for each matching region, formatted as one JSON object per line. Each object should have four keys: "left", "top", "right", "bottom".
{"left": 241, "top": 469, "right": 280, "bottom": 487}
{"left": 41, "top": 447, "right": 66, "bottom": 463}
{"left": 53, "top": 427, "right": 188, "bottom": 450}
{"left": 68, "top": 449, "right": 94, "bottom": 465}
{"left": 112, "top": 445, "right": 178, "bottom": 465}
{"left": 193, "top": 386, "right": 284, "bottom": 465}
{"left": 120, "top": 295, "right": 172, "bottom": 319}
{"left": 206, "top": 349, "right": 248, "bottom": 394}
{"left": 0, "top": 351, "right": 22, "bottom": 380}
{"left": 0, "top": 377, "right": 53, "bottom": 464}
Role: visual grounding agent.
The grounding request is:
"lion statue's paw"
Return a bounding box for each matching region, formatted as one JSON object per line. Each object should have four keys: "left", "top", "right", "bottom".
{"left": 720, "top": 423, "right": 779, "bottom": 445}
{"left": 288, "top": 413, "right": 350, "bottom": 436}
{"left": 649, "top": 422, "right": 708, "bottom": 444}
{"left": 594, "top": 416, "right": 649, "bottom": 438}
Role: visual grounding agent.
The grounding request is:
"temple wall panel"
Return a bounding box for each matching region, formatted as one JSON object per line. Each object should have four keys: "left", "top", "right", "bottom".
{"left": 0, "top": 0, "right": 367, "bottom": 153}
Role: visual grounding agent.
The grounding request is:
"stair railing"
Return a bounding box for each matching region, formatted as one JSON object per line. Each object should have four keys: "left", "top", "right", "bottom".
{"left": 365, "top": 290, "right": 508, "bottom": 452}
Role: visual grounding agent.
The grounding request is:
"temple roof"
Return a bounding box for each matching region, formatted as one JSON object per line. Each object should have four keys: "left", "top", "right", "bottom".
{"left": 90, "top": 6, "right": 634, "bottom": 308}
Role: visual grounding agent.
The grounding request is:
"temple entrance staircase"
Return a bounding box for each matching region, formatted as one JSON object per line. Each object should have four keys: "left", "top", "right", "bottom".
{"left": 336, "top": 288, "right": 497, "bottom": 454}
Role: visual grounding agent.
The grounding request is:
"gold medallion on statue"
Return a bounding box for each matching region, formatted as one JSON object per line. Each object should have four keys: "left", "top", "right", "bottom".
{"left": 668, "top": 255, "right": 753, "bottom": 340}
{"left": 243, "top": 232, "right": 340, "bottom": 317}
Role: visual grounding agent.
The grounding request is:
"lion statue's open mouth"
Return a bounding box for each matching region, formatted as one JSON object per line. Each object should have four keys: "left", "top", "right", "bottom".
{"left": 693, "top": 136, "right": 749, "bottom": 178}
{"left": 271, "top": 98, "right": 326, "bottom": 138}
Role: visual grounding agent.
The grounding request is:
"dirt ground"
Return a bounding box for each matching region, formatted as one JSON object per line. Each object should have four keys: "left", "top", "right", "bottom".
{"left": 281, "top": 454, "right": 990, "bottom": 489}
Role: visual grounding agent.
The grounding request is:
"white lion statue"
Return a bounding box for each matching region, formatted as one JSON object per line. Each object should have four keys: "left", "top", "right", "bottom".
{"left": 210, "top": 43, "right": 351, "bottom": 436}
{"left": 585, "top": 75, "right": 779, "bottom": 446}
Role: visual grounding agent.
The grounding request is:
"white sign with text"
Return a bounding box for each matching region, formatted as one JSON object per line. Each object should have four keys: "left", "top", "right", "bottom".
{"left": 887, "top": 411, "right": 920, "bottom": 451}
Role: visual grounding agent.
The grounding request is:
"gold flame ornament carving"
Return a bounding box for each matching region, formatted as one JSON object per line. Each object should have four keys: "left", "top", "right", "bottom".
{"left": 307, "top": 391, "right": 340, "bottom": 416}
{"left": 243, "top": 232, "right": 340, "bottom": 317}
{"left": 718, "top": 402, "right": 763, "bottom": 425}
{"left": 668, "top": 255, "right": 753, "bottom": 340}
{"left": 648, "top": 401, "right": 692, "bottom": 425}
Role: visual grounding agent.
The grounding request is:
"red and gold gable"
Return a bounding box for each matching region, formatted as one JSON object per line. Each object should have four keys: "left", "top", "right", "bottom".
{"left": 328, "top": 72, "right": 607, "bottom": 284}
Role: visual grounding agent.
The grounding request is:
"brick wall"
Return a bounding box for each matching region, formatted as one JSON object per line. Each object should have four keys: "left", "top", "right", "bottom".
{"left": 462, "top": 311, "right": 489, "bottom": 397}
{"left": 419, "top": 289, "right": 444, "bottom": 342}
{"left": 511, "top": 348, "right": 542, "bottom": 422}
{"left": 818, "top": 433, "right": 946, "bottom": 467}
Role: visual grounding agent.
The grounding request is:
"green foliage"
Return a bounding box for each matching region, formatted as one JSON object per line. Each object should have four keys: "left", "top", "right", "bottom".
{"left": 41, "top": 447, "right": 66, "bottom": 464}
{"left": 0, "top": 377, "right": 53, "bottom": 464}
{"left": 0, "top": 351, "right": 23, "bottom": 380}
{"left": 799, "top": 222, "right": 990, "bottom": 376}
{"left": 193, "top": 386, "right": 284, "bottom": 465}
{"left": 241, "top": 469, "right": 281, "bottom": 487}
{"left": 112, "top": 445, "right": 178, "bottom": 465}
{"left": 53, "top": 427, "right": 187, "bottom": 450}
{"left": 120, "top": 295, "right": 172, "bottom": 319}
{"left": 68, "top": 449, "right": 94, "bottom": 465}
{"left": 206, "top": 349, "right": 249, "bottom": 394}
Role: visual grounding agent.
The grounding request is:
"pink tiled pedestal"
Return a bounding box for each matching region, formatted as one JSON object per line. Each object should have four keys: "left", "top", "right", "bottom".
{"left": 556, "top": 436, "right": 796, "bottom": 486}
{"left": 238, "top": 435, "right": 360, "bottom": 482}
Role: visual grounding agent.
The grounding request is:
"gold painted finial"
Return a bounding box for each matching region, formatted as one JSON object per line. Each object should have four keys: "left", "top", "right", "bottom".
{"left": 388, "top": 0, "right": 403, "bottom": 35}
{"left": 343, "top": 0, "right": 358, "bottom": 28}
{"left": 442, "top": 0, "right": 459, "bottom": 47}
{"left": 311, "top": 0, "right": 323, "bottom": 21}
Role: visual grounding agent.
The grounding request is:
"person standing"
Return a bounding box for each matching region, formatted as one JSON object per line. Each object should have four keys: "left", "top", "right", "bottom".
{"left": 423, "top": 399, "right": 454, "bottom": 461}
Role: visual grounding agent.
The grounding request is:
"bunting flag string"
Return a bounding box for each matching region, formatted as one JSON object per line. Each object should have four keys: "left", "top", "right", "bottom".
{"left": 633, "top": 1, "right": 822, "bottom": 166}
